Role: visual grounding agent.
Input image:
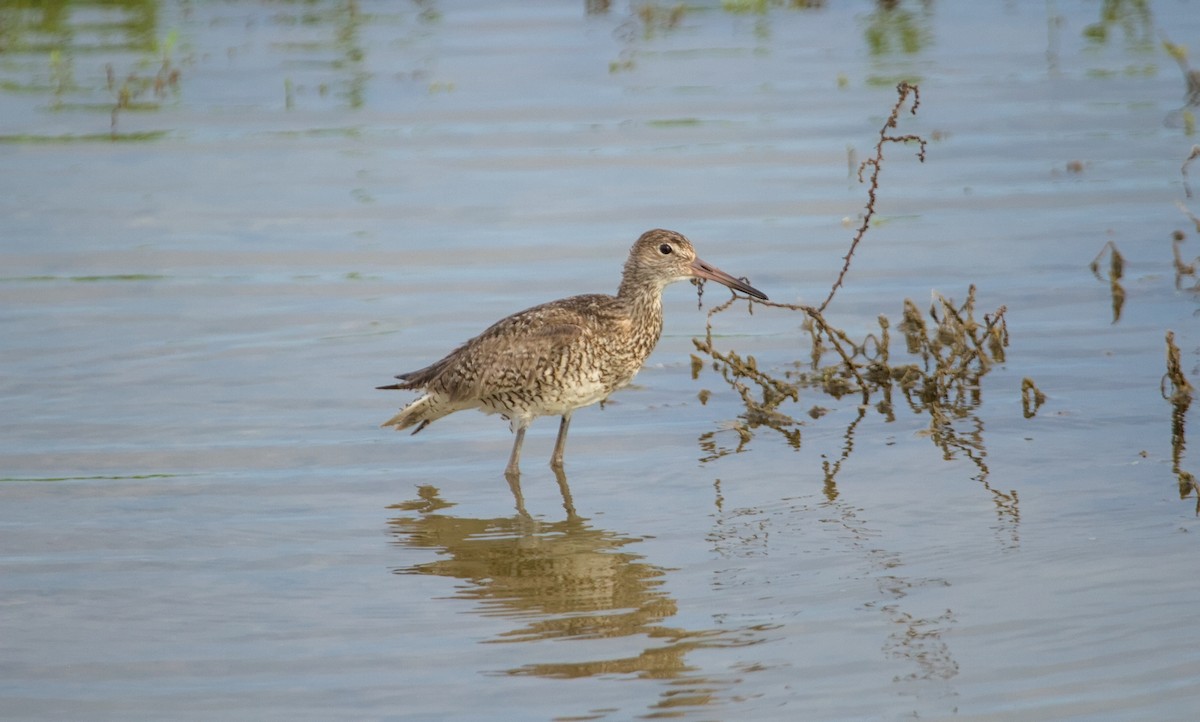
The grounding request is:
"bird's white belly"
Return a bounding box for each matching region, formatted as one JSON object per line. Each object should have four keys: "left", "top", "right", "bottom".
{"left": 548, "top": 376, "right": 616, "bottom": 412}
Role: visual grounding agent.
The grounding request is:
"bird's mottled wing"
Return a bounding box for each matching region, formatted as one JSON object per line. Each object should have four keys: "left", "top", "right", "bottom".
{"left": 434, "top": 321, "right": 590, "bottom": 403}
{"left": 388, "top": 293, "right": 627, "bottom": 399}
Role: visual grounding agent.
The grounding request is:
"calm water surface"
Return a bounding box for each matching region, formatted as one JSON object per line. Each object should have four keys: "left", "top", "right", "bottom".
{"left": 2, "top": 1, "right": 1199, "bottom": 720}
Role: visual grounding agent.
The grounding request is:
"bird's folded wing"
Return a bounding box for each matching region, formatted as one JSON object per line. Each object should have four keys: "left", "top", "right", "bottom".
{"left": 438, "top": 322, "right": 591, "bottom": 402}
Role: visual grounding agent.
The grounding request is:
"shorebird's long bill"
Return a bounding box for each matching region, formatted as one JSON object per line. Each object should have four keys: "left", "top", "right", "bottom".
{"left": 690, "top": 258, "right": 768, "bottom": 301}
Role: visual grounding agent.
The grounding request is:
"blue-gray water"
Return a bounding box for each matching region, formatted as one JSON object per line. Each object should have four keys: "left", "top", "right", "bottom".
{"left": 2, "top": 1, "right": 1199, "bottom": 720}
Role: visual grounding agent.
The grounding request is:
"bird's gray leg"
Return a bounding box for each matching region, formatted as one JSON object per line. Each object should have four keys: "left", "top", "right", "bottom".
{"left": 505, "top": 425, "right": 530, "bottom": 518}
{"left": 550, "top": 413, "right": 572, "bottom": 469}
{"left": 505, "top": 425, "right": 526, "bottom": 481}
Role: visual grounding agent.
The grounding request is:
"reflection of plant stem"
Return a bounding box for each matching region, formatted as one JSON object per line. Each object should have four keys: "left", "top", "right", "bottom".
{"left": 1177, "top": 148, "right": 1200, "bottom": 240}
{"left": 1163, "top": 331, "right": 1194, "bottom": 403}
{"left": 49, "top": 49, "right": 72, "bottom": 110}
{"left": 1160, "top": 33, "right": 1200, "bottom": 135}
{"left": 1172, "top": 229, "right": 1196, "bottom": 270}
{"left": 108, "top": 32, "right": 182, "bottom": 139}
{"left": 1021, "top": 378, "right": 1047, "bottom": 419}
{"left": 1182, "top": 144, "right": 1200, "bottom": 199}
{"left": 1163, "top": 331, "right": 1198, "bottom": 511}
{"left": 821, "top": 404, "right": 866, "bottom": 500}
{"left": 820, "top": 498, "right": 960, "bottom": 685}
{"left": 1089, "top": 239, "right": 1126, "bottom": 322}
{"left": 928, "top": 406, "right": 1019, "bottom": 545}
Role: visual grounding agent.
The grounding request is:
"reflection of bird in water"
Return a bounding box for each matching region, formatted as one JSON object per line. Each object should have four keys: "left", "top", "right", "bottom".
{"left": 379, "top": 229, "right": 766, "bottom": 479}
{"left": 389, "top": 487, "right": 765, "bottom": 711}
{"left": 389, "top": 486, "right": 729, "bottom": 687}
{"left": 390, "top": 495, "right": 678, "bottom": 646}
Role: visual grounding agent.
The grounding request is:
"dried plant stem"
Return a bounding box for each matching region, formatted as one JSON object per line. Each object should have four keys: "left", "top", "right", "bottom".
{"left": 802, "top": 307, "right": 870, "bottom": 405}
{"left": 819, "top": 81, "right": 927, "bottom": 314}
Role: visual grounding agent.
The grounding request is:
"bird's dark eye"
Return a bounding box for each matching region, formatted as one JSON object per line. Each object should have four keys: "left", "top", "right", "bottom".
{"left": 658, "top": 243, "right": 673, "bottom": 255}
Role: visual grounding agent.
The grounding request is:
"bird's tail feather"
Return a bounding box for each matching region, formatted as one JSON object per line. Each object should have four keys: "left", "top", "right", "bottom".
{"left": 380, "top": 395, "right": 443, "bottom": 434}
{"left": 377, "top": 358, "right": 451, "bottom": 392}
{"left": 376, "top": 372, "right": 420, "bottom": 391}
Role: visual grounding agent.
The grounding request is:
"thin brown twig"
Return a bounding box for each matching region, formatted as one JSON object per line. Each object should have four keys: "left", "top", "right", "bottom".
{"left": 819, "top": 81, "right": 927, "bottom": 313}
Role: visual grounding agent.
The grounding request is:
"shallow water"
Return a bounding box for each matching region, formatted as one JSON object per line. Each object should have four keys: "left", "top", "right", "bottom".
{"left": 2, "top": 1, "right": 1200, "bottom": 720}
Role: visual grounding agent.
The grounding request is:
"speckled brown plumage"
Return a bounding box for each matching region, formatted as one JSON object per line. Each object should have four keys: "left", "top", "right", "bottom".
{"left": 379, "top": 229, "right": 766, "bottom": 478}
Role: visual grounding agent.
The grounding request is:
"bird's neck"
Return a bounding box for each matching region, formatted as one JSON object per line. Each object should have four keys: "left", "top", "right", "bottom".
{"left": 617, "top": 279, "right": 666, "bottom": 350}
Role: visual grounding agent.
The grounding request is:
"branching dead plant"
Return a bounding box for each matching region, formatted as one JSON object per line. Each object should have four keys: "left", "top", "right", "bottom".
{"left": 692, "top": 82, "right": 1026, "bottom": 530}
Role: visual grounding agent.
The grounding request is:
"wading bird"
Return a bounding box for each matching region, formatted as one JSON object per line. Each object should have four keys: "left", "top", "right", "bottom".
{"left": 379, "top": 229, "right": 766, "bottom": 480}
